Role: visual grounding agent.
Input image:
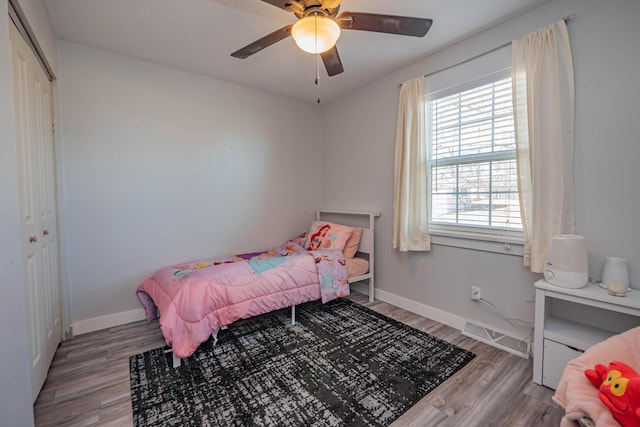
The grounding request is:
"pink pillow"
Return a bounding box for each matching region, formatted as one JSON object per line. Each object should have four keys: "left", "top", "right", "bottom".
{"left": 305, "top": 220, "right": 353, "bottom": 252}
{"left": 342, "top": 227, "right": 362, "bottom": 258}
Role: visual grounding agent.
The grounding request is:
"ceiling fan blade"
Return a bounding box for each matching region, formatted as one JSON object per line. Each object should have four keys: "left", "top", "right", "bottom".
{"left": 337, "top": 12, "right": 433, "bottom": 37}
{"left": 231, "top": 25, "right": 293, "bottom": 59}
{"left": 321, "top": 46, "right": 344, "bottom": 76}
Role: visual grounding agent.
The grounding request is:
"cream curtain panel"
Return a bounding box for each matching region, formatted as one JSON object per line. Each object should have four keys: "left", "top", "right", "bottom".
{"left": 512, "top": 20, "right": 575, "bottom": 272}
{"left": 392, "top": 76, "right": 430, "bottom": 251}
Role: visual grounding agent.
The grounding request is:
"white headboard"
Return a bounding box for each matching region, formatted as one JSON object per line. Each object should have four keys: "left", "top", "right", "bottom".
{"left": 316, "top": 209, "right": 380, "bottom": 302}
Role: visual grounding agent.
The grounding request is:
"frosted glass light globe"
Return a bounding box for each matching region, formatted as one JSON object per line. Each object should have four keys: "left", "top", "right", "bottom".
{"left": 291, "top": 15, "right": 341, "bottom": 54}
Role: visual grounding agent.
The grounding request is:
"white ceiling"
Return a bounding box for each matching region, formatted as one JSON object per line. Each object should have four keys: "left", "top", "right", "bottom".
{"left": 43, "top": 0, "right": 548, "bottom": 104}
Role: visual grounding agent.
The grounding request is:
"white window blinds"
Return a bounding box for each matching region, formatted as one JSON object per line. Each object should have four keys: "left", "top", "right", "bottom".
{"left": 425, "top": 44, "right": 523, "bottom": 241}
{"left": 427, "top": 72, "right": 521, "bottom": 232}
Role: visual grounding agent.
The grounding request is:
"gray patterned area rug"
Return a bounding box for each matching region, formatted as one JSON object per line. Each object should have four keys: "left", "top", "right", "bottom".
{"left": 129, "top": 298, "right": 475, "bottom": 427}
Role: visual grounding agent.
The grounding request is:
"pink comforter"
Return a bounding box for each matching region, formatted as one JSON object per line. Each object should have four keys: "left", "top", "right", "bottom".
{"left": 137, "top": 240, "right": 349, "bottom": 358}
{"left": 553, "top": 326, "right": 640, "bottom": 427}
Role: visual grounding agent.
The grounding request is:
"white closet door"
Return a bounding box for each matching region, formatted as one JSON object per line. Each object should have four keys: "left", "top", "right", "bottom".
{"left": 9, "top": 21, "right": 61, "bottom": 403}
{"left": 32, "top": 37, "right": 60, "bottom": 373}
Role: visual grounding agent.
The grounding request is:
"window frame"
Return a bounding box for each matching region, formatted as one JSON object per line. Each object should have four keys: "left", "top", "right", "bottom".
{"left": 425, "top": 69, "right": 524, "bottom": 253}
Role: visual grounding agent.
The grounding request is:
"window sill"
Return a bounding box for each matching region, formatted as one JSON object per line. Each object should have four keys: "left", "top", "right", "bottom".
{"left": 429, "top": 229, "right": 524, "bottom": 256}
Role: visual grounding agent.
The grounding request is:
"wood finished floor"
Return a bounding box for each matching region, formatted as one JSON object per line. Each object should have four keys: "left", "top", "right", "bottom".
{"left": 34, "top": 292, "right": 564, "bottom": 426}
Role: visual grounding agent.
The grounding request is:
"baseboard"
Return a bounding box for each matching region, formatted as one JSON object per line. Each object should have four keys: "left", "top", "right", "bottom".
{"left": 72, "top": 285, "right": 463, "bottom": 337}
{"left": 70, "top": 308, "right": 147, "bottom": 337}
{"left": 350, "top": 283, "right": 465, "bottom": 331}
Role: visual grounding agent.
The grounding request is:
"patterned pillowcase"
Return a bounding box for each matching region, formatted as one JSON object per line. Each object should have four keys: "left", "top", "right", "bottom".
{"left": 305, "top": 220, "right": 353, "bottom": 252}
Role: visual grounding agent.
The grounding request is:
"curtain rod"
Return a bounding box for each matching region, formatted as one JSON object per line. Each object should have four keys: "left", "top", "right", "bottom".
{"left": 395, "top": 13, "right": 575, "bottom": 88}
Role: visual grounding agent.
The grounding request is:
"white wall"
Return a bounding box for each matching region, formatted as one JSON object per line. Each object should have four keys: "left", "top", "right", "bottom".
{"left": 56, "top": 41, "right": 323, "bottom": 325}
{"left": 320, "top": 0, "right": 640, "bottom": 339}
{"left": 1, "top": 0, "right": 56, "bottom": 424}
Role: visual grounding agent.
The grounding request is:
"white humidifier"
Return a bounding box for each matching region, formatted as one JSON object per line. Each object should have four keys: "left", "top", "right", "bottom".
{"left": 543, "top": 234, "right": 589, "bottom": 288}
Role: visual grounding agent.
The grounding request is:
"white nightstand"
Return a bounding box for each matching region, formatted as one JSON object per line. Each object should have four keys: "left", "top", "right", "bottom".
{"left": 533, "top": 279, "right": 640, "bottom": 389}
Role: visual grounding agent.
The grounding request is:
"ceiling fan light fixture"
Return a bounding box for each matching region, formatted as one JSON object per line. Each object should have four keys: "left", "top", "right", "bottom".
{"left": 291, "top": 15, "right": 341, "bottom": 54}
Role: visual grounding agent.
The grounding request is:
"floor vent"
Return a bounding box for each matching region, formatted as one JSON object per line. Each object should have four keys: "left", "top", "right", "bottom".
{"left": 462, "top": 320, "right": 531, "bottom": 359}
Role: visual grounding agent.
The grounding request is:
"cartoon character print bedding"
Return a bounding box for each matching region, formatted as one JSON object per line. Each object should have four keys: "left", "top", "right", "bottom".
{"left": 137, "top": 239, "right": 349, "bottom": 358}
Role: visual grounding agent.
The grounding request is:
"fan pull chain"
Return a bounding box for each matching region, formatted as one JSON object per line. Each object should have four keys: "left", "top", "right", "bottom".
{"left": 316, "top": 54, "right": 321, "bottom": 104}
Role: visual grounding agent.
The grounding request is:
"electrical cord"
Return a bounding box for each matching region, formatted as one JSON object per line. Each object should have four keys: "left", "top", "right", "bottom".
{"left": 473, "top": 294, "right": 535, "bottom": 356}
{"left": 478, "top": 296, "right": 534, "bottom": 328}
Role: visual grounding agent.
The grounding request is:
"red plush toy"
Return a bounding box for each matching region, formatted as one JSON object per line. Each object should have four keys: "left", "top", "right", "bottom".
{"left": 585, "top": 361, "right": 640, "bottom": 427}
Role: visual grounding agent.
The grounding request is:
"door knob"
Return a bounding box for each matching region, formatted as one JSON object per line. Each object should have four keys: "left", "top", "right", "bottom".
{"left": 43, "top": 229, "right": 49, "bottom": 236}
{"left": 29, "top": 235, "right": 38, "bottom": 243}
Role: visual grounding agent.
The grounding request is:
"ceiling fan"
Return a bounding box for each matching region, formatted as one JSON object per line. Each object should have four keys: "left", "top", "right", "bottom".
{"left": 231, "top": 0, "right": 433, "bottom": 77}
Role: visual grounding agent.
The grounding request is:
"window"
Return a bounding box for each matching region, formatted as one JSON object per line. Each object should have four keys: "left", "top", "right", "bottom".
{"left": 427, "top": 70, "right": 522, "bottom": 241}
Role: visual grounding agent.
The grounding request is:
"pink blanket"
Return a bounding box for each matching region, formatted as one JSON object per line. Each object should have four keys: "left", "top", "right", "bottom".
{"left": 553, "top": 326, "right": 640, "bottom": 427}
{"left": 137, "top": 240, "right": 349, "bottom": 358}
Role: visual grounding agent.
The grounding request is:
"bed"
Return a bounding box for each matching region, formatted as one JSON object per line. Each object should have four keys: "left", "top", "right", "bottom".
{"left": 553, "top": 325, "right": 640, "bottom": 427}
{"left": 136, "top": 209, "right": 379, "bottom": 364}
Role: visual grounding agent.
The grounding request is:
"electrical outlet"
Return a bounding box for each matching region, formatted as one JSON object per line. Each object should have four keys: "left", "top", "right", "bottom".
{"left": 471, "top": 286, "right": 481, "bottom": 301}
